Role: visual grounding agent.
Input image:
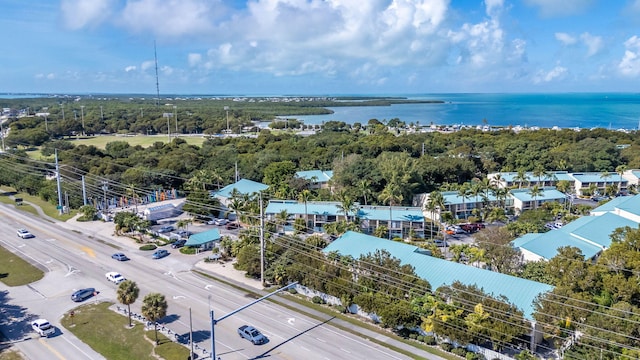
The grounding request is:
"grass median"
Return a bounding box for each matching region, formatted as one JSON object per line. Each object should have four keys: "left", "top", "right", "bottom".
{"left": 0, "top": 245, "right": 44, "bottom": 286}
{"left": 61, "top": 302, "right": 189, "bottom": 360}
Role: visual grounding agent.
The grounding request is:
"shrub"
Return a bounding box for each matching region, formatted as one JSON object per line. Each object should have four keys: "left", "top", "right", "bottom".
{"left": 440, "top": 343, "right": 453, "bottom": 352}
{"left": 287, "top": 287, "right": 297, "bottom": 294}
{"left": 466, "top": 352, "right": 486, "bottom": 360}
{"left": 423, "top": 335, "right": 437, "bottom": 345}
{"left": 311, "top": 296, "right": 325, "bottom": 304}
{"left": 335, "top": 305, "right": 346, "bottom": 314}
{"left": 452, "top": 347, "right": 467, "bottom": 357}
{"left": 409, "top": 333, "right": 418, "bottom": 340}
{"left": 179, "top": 247, "right": 197, "bottom": 255}
{"left": 416, "top": 335, "right": 424, "bottom": 343}
{"left": 139, "top": 244, "right": 157, "bottom": 251}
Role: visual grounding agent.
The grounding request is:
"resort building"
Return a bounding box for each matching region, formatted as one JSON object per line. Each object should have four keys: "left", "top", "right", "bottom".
{"left": 210, "top": 178, "right": 269, "bottom": 206}
{"left": 264, "top": 200, "right": 426, "bottom": 239}
{"left": 512, "top": 194, "right": 640, "bottom": 262}
{"left": 488, "top": 171, "right": 575, "bottom": 189}
{"left": 510, "top": 187, "right": 567, "bottom": 213}
{"left": 324, "top": 231, "right": 554, "bottom": 352}
{"left": 488, "top": 171, "right": 628, "bottom": 196}
{"left": 295, "top": 170, "right": 333, "bottom": 190}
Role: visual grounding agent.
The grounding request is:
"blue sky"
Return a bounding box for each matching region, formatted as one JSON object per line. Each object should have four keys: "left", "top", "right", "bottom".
{"left": 2, "top": 0, "right": 640, "bottom": 95}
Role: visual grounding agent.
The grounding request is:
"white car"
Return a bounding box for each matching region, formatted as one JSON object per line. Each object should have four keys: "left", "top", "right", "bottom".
{"left": 32, "top": 318, "right": 55, "bottom": 337}
{"left": 17, "top": 228, "right": 34, "bottom": 239}
{"left": 105, "top": 271, "right": 126, "bottom": 284}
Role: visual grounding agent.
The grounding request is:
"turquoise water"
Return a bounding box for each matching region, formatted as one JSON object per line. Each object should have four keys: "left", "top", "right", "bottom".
{"left": 291, "top": 93, "right": 640, "bottom": 130}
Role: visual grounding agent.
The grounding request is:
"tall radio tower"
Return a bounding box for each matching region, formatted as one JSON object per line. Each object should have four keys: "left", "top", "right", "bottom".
{"left": 154, "top": 40, "right": 160, "bottom": 107}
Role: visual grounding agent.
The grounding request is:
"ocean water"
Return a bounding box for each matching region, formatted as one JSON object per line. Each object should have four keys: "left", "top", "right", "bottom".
{"left": 290, "top": 93, "right": 640, "bottom": 130}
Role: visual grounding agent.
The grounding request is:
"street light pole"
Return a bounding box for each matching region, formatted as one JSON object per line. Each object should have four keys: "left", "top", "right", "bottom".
{"left": 174, "top": 106, "right": 178, "bottom": 133}
{"left": 210, "top": 282, "right": 297, "bottom": 360}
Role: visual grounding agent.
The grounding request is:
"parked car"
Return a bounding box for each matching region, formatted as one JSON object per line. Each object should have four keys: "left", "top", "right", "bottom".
{"left": 105, "top": 271, "right": 126, "bottom": 284}
{"left": 226, "top": 222, "right": 239, "bottom": 230}
{"left": 158, "top": 225, "right": 175, "bottom": 233}
{"left": 17, "top": 228, "right": 34, "bottom": 239}
{"left": 215, "top": 218, "right": 229, "bottom": 226}
{"left": 152, "top": 249, "right": 169, "bottom": 259}
{"left": 238, "top": 325, "right": 267, "bottom": 345}
{"left": 432, "top": 239, "right": 448, "bottom": 247}
{"left": 174, "top": 230, "right": 192, "bottom": 238}
{"left": 71, "top": 288, "right": 96, "bottom": 302}
{"left": 111, "top": 253, "right": 129, "bottom": 261}
{"left": 31, "top": 319, "right": 55, "bottom": 337}
{"left": 171, "top": 239, "right": 186, "bottom": 249}
{"left": 206, "top": 218, "right": 218, "bottom": 225}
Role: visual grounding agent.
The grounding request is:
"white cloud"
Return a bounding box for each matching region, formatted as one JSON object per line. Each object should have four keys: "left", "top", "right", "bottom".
{"left": 61, "top": 0, "right": 114, "bottom": 30}
{"left": 141, "top": 60, "right": 155, "bottom": 71}
{"left": 35, "top": 73, "right": 56, "bottom": 80}
{"left": 124, "top": 66, "right": 137, "bottom": 72}
{"left": 580, "top": 32, "right": 603, "bottom": 57}
{"left": 187, "top": 53, "right": 202, "bottom": 67}
{"left": 618, "top": 35, "right": 640, "bottom": 77}
{"left": 119, "top": 0, "right": 220, "bottom": 37}
{"left": 533, "top": 65, "right": 568, "bottom": 83}
{"left": 524, "top": 0, "right": 594, "bottom": 17}
{"left": 555, "top": 32, "right": 577, "bottom": 45}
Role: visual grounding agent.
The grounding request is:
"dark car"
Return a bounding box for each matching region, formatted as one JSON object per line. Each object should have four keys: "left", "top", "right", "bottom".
{"left": 111, "top": 253, "right": 129, "bottom": 261}
{"left": 238, "top": 325, "right": 267, "bottom": 345}
{"left": 226, "top": 222, "right": 239, "bottom": 230}
{"left": 171, "top": 239, "right": 186, "bottom": 249}
{"left": 152, "top": 249, "right": 169, "bottom": 259}
{"left": 71, "top": 288, "right": 96, "bottom": 302}
{"left": 158, "top": 225, "right": 175, "bottom": 233}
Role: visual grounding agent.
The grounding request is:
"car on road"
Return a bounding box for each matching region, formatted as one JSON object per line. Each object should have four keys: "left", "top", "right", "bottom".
{"left": 111, "top": 253, "right": 129, "bottom": 261}
{"left": 152, "top": 249, "right": 169, "bottom": 259}
{"left": 71, "top": 288, "right": 96, "bottom": 302}
{"left": 17, "top": 228, "right": 34, "bottom": 239}
{"left": 171, "top": 239, "right": 186, "bottom": 249}
{"left": 31, "top": 318, "right": 55, "bottom": 337}
{"left": 238, "top": 325, "right": 267, "bottom": 345}
{"left": 105, "top": 271, "right": 126, "bottom": 284}
{"left": 158, "top": 225, "right": 175, "bottom": 233}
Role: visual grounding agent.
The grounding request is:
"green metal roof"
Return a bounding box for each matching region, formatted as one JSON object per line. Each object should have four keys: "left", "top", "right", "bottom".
{"left": 185, "top": 228, "right": 221, "bottom": 246}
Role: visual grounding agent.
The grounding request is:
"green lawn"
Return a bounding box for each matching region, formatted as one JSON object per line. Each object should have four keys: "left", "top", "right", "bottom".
{"left": 0, "top": 246, "right": 44, "bottom": 286}
{"left": 61, "top": 302, "right": 189, "bottom": 360}
{"left": 67, "top": 135, "right": 207, "bottom": 149}
{"left": 0, "top": 187, "right": 76, "bottom": 221}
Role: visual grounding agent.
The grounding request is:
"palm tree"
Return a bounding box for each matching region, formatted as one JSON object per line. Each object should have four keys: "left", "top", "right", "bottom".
{"left": 616, "top": 165, "right": 627, "bottom": 194}
{"left": 426, "top": 191, "right": 446, "bottom": 238}
{"left": 336, "top": 192, "right": 357, "bottom": 223}
{"left": 457, "top": 183, "right": 471, "bottom": 220}
{"left": 424, "top": 198, "right": 437, "bottom": 240}
{"left": 378, "top": 181, "right": 403, "bottom": 239}
{"left": 117, "top": 280, "right": 139, "bottom": 327}
{"left": 469, "top": 180, "right": 483, "bottom": 217}
{"left": 514, "top": 169, "right": 529, "bottom": 189}
{"left": 528, "top": 185, "right": 544, "bottom": 209}
{"left": 275, "top": 209, "right": 289, "bottom": 234}
{"left": 601, "top": 171, "right": 612, "bottom": 196}
{"left": 356, "top": 179, "right": 373, "bottom": 205}
{"left": 141, "top": 293, "right": 168, "bottom": 345}
{"left": 298, "top": 189, "right": 312, "bottom": 229}
{"left": 532, "top": 165, "right": 547, "bottom": 187}
{"left": 125, "top": 184, "right": 140, "bottom": 214}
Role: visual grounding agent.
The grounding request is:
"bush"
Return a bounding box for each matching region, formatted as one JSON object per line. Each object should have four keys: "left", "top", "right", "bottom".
{"left": 440, "top": 343, "right": 453, "bottom": 352}
{"left": 416, "top": 335, "right": 424, "bottom": 343}
{"left": 452, "top": 347, "right": 467, "bottom": 357}
{"left": 311, "top": 296, "right": 325, "bottom": 304}
{"left": 409, "top": 333, "right": 417, "bottom": 340}
{"left": 179, "top": 247, "right": 197, "bottom": 255}
{"left": 466, "top": 352, "right": 486, "bottom": 360}
{"left": 335, "top": 305, "right": 347, "bottom": 313}
{"left": 423, "top": 335, "right": 437, "bottom": 345}
{"left": 287, "top": 287, "right": 297, "bottom": 294}
{"left": 139, "top": 244, "right": 157, "bottom": 251}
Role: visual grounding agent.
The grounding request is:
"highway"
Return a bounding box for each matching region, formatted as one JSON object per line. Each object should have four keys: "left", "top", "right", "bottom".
{"left": 0, "top": 204, "right": 435, "bottom": 360}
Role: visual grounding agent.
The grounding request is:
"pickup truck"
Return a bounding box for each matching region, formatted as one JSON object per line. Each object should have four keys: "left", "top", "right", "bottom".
{"left": 237, "top": 325, "right": 267, "bottom": 345}
{"left": 32, "top": 319, "right": 55, "bottom": 337}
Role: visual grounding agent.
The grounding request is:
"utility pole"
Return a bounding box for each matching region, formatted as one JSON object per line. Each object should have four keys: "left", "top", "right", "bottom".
{"left": 80, "top": 105, "right": 85, "bottom": 136}
{"left": 189, "top": 308, "right": 194, "bottom": 360}
{"left": 174, "top": 106, "right": 178, "bottom": 133}
{"left": 224, "top": 106, "right": 230, "bottom": 133}
{"left": 260, "top": 191, "right": 265, "bottom": 286}
{"left": 167, "top": 114, "right": 171, "bottom": 142}
{"left": 102, "top": 181, "right": 108, "bottom": 212}
{"left": 81, "top": 176, "right": 87, "bottom": 206}
{"left": 100, "top": 106, "right": 104, "bottom": 121}
{"left": 61, "top": 103, "right": 65, "bottom": 121}
{"left": 55, "top": 150, "right": 63, "bottom": 215}
{"left": 0, "top": 120, "right": 5, "bottom": 151}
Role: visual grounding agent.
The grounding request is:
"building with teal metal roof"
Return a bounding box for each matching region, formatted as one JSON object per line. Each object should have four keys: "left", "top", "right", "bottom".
{"left": 265, "top": 200, "right": 426, "bottom": 238}
{"left": 488, "top": 171, "right": 574, "bottom": 188}
{"left": 211, "top": 179, "right": 269, "bottom": 205}
{"left": 509, "top": 187, "right": 567, "bottom": 213}
{"left": 323, "top": 231, "right": 554, "bottom": 320}
{"left": 185, "top": 228, "right": 221, "bottom": 250}
{"left": 513, "top": 195, "right": 640, "bottom": 262}
{"left": 295, "top": 170, "right": 333, "bottom": 190}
